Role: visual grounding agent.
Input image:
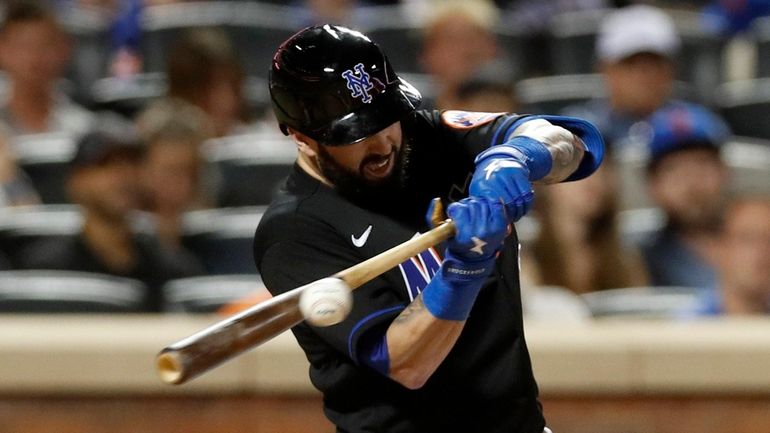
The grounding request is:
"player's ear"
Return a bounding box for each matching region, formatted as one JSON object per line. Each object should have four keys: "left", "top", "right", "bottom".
{"left": 288, "top": 128, "right": 318, "bottom": 158}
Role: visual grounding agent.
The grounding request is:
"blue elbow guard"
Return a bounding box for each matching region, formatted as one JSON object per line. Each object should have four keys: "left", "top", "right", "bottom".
{"left": 421, "top": 252, "right": 496, "bottom": 321}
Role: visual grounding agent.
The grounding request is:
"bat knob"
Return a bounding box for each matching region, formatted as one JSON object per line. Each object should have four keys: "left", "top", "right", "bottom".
{"left": 156, "top": 351, "right": 184, "bottom": 384}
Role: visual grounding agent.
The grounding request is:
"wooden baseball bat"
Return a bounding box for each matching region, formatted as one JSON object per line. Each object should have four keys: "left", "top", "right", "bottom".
{"left": 156, "top": 205, "right": 455, "bottom": 385}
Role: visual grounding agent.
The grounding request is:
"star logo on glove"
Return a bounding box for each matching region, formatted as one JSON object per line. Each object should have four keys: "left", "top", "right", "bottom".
{"left": 483, "top": 159, "right": 524, "bottom": 180}
{"left": 470, "top": 236, "right": 487, "bottom": 255}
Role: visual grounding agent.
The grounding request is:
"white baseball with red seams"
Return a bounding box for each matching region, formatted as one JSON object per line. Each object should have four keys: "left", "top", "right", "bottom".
{"left": 299, "top": 278, "right": 353, "bottom": 327}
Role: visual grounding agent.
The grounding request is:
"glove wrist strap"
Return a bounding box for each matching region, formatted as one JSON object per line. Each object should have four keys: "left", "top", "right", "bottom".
{"left": 421, "top": 251, "right": 496, "bottom": 321}
{"left": 474, "top": 136, "right": 552, "bottom": 181}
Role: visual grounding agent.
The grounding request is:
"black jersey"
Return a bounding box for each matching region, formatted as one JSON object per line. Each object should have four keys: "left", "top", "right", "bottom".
{"left": 254, "top": 110, "right": 545, "bottom": 433}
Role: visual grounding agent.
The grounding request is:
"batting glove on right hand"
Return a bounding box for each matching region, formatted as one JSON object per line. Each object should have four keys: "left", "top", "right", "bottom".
{"left": 420, "top": 197, "right": 508, "bottom": 321}
{"left": 445, "top": 197, "right": 509, "bottom": 263}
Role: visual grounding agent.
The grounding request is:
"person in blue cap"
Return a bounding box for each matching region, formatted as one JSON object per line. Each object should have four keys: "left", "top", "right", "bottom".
{"left": 640, "top": 102, "right": 732, "bottom": 291}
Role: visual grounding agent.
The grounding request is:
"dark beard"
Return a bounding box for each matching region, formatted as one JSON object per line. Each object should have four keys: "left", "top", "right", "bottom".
{"left": 315, "top": 141, "right": 410, "bottom": 212}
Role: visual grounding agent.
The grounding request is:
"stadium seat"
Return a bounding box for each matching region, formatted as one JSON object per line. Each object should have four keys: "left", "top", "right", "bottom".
{"left": 548, "top": 9, "right": 606, "bottom": 76}
{"left": 723, "top": 136, "right": 770, "bottom": 194}
{"left": 548, "top": 8, "right": 725, "bottom": 102}
{"left": 90, "top": 73, "right": 269, "bottom": 119}
{"left": 59, "top": 6, "right": 112, "bottom": 105}
{"left": 580, "top": 286, "right": 704, "bottom": 318}
{"left": 162, "top": 274, "right": 268, "bottom": 313}
{"left": 204, "top": 133, "right": 296, "bottom": 207}
{"left": 615, "top": 152, "right": 652, "bottom": 211}
{"left": 667, "top": 9, "right": 727, "bottom": 105}
{"left": 181, "top": 207, "right": 265, "bottom": 275}
{"left": 365, "top": 18, "right": 423, "bottom": 74}
{"left": 716, "top": 79, "right": 770, "bottom": 139}
{"left": 752, "top": 16, "right": 770, "bottom": 78}
{"left": 90, "top": 72, "right": 166, "bottom": 118}
{"left": 516, "top": 73, "right": 697, "bottom": 115}
{"left": 618, "top": 207, "right": 666, "bottom": 246}
{"left": 0, "top": 206, "right": 159, "bottom": 269}
{"left": 140, "top": 2, "right": 297, "bottom": 78}
{"left": 0, "top": 270, "right": 146, "bottom": 313}
{"left": 0, "top": 205, "right": 81, "bottom": 268}
{"left": 11, "top": 133, "right": 77, "bottom": 204}
{"left": 522, "top": 285, "right": 592, "bottom": 322}
{"left": 516, "top": 73, "right": 606, "bottom": 114}
{"left": 222, "top": 5, "right": 297, "bottom": 79}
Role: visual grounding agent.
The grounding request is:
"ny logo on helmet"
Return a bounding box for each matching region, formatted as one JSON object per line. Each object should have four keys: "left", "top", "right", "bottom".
{"left": 342, "top": 63, "right": 374, "bottom": 104}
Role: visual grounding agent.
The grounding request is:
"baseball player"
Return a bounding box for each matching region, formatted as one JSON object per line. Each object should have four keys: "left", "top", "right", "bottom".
{"left": 254, "top": 25, "right": 604, "bottom": 433}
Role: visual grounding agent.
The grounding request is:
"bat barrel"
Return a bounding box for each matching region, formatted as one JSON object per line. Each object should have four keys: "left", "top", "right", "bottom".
{"left": 156, "top": 289, "right": 305, "bottom": 385}
{"left": 155, "top": 218, "right": 457, "bottom": 385}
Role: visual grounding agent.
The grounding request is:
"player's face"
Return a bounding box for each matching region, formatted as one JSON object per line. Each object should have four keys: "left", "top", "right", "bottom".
{"left": 309, "top": 121, "right": 409, "bottom": 208}
{"left": 319, "top": 122, "right": 403, "bottom": 184}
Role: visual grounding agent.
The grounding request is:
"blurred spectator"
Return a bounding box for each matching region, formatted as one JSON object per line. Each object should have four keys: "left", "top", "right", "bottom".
{"left": 136, "top": 99, "right": 213, "bottom": 251}
{"left": 499, "top": 0, "right": 608, "bottom": 77}
{"left": 19, "top": 124, "right": 204, "bottom": 311}
{"left": 701, "top": 0, "right": 770, "bottom": 36}
{"left": 0, "top": 0, "right": 94, "bottom": 137}
{"left": 419, "top": 0, "right": 502, "bottom": 109}
{"left": 453, "top": 60, "right": 519, "bottom": 113}
{"left": 562, "top": 5, "right": 681, "bottom": 151}
{"left": 166, "top": 28, "right": 252, "bottom": 137}
{"left": 290, "top": 0, "right": 382, "bottom": 28}
{"left": 711, "top": 194, "right": 770, "bottom": 314}
{"left": 108, "top": 0, "right": 143, "bottom": 78}
{"left": 0, "top": 125, "right": 40, "bottom": 206}
{"left": 530, "top": 156, "right": 649, "bottom": 295}
{"left": 640, "top": 102, "right": 732, "bottom": 290}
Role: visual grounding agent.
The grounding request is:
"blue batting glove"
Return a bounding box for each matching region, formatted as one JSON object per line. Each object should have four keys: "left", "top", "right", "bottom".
{"left": 445, "top": 197, "right": 509, "bottom": 263}
{"left": 468, "top": 150, "right": 531, "bottom": 223}
{"left": 420, "top": 197, "right": 508, "bottom": 321}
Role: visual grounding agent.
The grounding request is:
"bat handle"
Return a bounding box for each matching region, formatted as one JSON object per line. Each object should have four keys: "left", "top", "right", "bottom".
{"left": 336, "top": 219, "right": 455, "bottom": 289}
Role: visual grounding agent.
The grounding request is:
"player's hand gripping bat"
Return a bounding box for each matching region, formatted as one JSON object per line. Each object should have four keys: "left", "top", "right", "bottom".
{"left": 156, "top": 200, "right": 454, "bottom": 385}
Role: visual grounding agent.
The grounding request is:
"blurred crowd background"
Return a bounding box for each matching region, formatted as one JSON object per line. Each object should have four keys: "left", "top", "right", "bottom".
{"left": 0, "top": 0, "right": 768, "bottom": 318}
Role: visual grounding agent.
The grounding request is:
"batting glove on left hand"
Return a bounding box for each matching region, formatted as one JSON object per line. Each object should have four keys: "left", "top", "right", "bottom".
{"left": 469, "top": 150, "right": 534, "bottom": 223}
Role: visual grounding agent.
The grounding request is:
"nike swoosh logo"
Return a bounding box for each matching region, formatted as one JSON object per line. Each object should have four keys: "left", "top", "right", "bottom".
{"left": 351, "top": 225, "right": 373, "bottom": 248}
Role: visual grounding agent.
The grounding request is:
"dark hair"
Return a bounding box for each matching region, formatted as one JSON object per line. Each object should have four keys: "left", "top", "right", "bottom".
{"left": 0, "top": 0, "right": 60, "bottom": 34}
{"left": 167, "top": 28, "right": 243, "bottom": 103}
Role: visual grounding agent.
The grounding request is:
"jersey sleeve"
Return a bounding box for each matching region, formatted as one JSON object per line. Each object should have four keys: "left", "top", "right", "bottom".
{"left": 424, "top": 110, "right": 605, "bottom": 182}
{"left": 429, "top": 110, "right": 524, "bottom": 159}
{"left": 259, "top": 238, "right": 406, "bottom": 366}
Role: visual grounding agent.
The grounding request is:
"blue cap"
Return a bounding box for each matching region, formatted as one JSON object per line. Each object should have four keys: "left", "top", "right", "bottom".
{"left": 648, "top": 103, "right": 731, "bottom": 163}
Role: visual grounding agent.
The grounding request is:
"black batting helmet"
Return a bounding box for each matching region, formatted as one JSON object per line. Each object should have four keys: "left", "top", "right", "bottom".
{"left": 269, "top": 24, "right": 422, "bottom": 146}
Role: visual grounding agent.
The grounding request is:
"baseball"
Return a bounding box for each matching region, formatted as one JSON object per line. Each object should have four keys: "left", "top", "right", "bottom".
{"left": 299, "top": 278, "right": 353, "bottom": 327}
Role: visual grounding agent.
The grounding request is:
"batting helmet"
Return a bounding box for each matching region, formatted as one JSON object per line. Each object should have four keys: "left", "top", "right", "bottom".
{"left": 269, "top": 24, "right": 422, "bottom": 146}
